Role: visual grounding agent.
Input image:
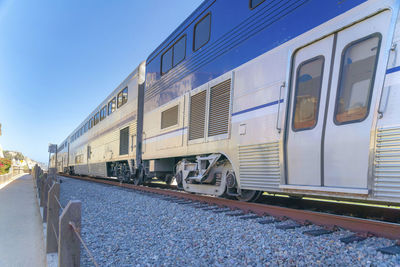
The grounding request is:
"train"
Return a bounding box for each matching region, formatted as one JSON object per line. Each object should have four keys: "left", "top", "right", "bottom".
{"left": 52, "top": 0, "right": 400, "bottom": 204}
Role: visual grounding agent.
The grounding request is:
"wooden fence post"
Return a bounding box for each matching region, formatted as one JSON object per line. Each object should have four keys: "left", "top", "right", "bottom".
{"left": 49, "top": 168, "right": 56, "bottom": 181}
{"left": 42, "top": 177, "right": 53, "bottom": 222}
{"left": 33, "top": 164, "right": 38, "bottom": 179}
{"left": 40, "top": 173, "right": 47, "bottom": 207}
{"left": 46, "top": 182, "right": 60, "bottom": 253}
{"left": 59, "top": 200, "right": 81, "bottom": 267}
{"left": 35, "top": 167, "right": 40, "bottom": 190}
{"left": 38, "top": 169, "right": 44, "bottom": 193}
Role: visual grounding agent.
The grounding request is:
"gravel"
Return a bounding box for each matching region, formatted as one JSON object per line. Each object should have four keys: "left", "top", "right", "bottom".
{"left": 59, "top": 177, "right": 400, "bottom": 266}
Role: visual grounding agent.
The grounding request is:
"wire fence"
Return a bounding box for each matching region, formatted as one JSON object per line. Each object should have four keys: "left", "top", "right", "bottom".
{"left": 33, "top": 165, "right": 99, "bottom": 267}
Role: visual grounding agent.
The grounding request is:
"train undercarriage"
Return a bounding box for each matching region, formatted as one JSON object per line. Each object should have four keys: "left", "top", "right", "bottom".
{"left": 137, "top": 154, "right": 262, "bottom": 202}
{"left": 66, "top": 154, "right": 262, "bottom": 202}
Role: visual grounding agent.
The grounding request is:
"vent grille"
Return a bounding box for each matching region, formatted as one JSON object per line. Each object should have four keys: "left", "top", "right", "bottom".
{"left": 373, "top": 126, "right": 400, "bottom": 200}
{"left": 189, "top": 90, "right": 207, "bottom": 140}
{"left": 161, "top": 105, "right": 178, "bottom": 129}
{"left": 239, "top": 142, "right": 280, "bottom": 191}
{"left": 208, "top": 79, "right": 231, "bottom": 137}
{"left": 119, "top": 127, "right": 129, "bottom": 155}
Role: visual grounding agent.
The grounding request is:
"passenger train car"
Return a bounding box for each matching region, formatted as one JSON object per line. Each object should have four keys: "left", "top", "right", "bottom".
{"left": 52, "top": 0, "right": 400, "bottom": 203}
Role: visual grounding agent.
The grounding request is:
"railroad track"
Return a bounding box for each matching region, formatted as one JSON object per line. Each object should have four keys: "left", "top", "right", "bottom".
{"left": 60, "top": 173, "right": 400, "bottom": 251}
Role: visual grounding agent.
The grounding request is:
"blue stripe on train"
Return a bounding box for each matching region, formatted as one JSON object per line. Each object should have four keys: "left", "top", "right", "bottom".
{"left": 232, "top": 99, "right": 284, "bottom": 117}
{"left": 386, "top": 66, "right": 400, "bottom": 74}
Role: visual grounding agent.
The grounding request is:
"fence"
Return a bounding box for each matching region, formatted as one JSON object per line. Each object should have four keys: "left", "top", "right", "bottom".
{"left": 0, "top": 166, "right": 30, "bottom": 186}
{"left": 0, "top": 167, "right": 14, "bottom": 185}
{"left": 32, "top": 165, "right": 98, "bottom": 267}
{"left": 12, "top": 166, "right": 29, "bottom": 176}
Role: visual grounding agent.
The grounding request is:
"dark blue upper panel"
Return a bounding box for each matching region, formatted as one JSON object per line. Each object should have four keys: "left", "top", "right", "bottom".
{"left": 144, "top": 0, "right": 367, "bottom": 113}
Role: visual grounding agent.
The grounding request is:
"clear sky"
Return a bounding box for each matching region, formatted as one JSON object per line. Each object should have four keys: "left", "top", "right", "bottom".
{"left": 0, "top": 0, "right": 203, "bottom": 163}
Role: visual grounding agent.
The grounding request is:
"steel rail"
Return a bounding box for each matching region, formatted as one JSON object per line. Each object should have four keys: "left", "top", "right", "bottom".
{"left": 61, "top": 174, "right": 400, "bottom": 240}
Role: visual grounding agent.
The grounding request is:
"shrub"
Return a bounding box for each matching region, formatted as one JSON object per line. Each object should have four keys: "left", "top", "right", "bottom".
{"left": 0, "top": 158, "right": 11, "bottom": 175}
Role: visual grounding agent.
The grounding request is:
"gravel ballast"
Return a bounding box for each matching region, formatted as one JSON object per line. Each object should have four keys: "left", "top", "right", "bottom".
{"left": 59, "top": 177, "right": 400, "bottom": 266}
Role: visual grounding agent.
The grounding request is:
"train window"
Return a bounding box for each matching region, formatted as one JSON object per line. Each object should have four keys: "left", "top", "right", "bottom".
{"left": 100, "top": 105, "right": 106, "bottom": 121}
{"left": 94, "top": 112, "right": 100, "bottom": 125}
{"left": 161, "top": 35, "right": 187, "bottom": 75}
{"left": 194, "top": 13, "right": 211, "bottom": 51}
{"left": 173, "top": 36, "right": 186, "bottom": 66}
{"left": 161, "top": 105, "right": 179, "bottom": 129}
{"left": 108, "top": 97, "right": 116, "bottom": 115}
{"left": 89, "top": 118, "right": 94, "bottom": 129}
{"left": 334, "top": 34, "right": 381, "bottom": 125}
{"left": 161, "top": 47, "right": 173, "bottom": 74}
{"left": 117, "top": 87, "right": 128, "bottom": 108}
{"left": 292, "top": 56, "right": 324, "bottom": 131}
{"left": 250, "top": 0, "right": 265, "bottom": 9}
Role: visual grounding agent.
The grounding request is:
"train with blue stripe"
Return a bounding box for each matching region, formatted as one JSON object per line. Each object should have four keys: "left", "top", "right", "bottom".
{"left": 53, "top": 0, "right": 400, "bottom": 203}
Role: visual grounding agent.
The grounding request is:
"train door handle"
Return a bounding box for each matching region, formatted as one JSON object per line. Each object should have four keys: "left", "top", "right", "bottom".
{"left": 378, "top": 86, "right": 390, "bottom": 118}
{"left": 131, "top": 134, "right": 136, "bottom": 151}
{"left": 276, "top": 82, "right": 286, "bottom": 133}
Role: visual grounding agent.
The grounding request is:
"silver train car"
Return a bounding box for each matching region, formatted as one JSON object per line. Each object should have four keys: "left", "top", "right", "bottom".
{"left": 53, "top": 0, "right": 400, "bottom": 203}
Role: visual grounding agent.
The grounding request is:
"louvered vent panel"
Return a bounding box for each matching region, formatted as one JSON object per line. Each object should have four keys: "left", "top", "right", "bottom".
{"left": 189, "top": 90, "right": 207, "bottom": 140}
{"left": 373, "top": 126, "right": 400, "bottom": 200}
{"left": 208, "top": 79, "right": 231, "bottom": 137}
{"left": 119, "top": 127, "right": 129, "bottom": 155}
{"left": 239, "top": 142, "right": 281, "bottom": 191}
{"left": 161, "top": 105, "right": 178, "bottom": 129}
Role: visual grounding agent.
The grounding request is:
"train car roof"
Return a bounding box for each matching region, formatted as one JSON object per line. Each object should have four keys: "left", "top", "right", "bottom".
{"left": 59, "top": 62, "right": 145, "bottom": 146}
{"left": 146, "top": 0, "right": 212, "bottom": 65}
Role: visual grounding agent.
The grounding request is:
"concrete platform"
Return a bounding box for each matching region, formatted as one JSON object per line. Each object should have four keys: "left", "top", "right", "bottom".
{"left": 0, "top": 174, "right": 46, "bottom": 267}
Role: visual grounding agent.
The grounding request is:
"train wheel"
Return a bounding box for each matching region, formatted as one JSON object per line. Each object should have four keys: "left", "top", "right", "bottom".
{"left": 175, "top": 171, "right": 183, "bottom": 190}
{"left": 236, "top": 190, "right": 262, "bottom": 202}
{"left": 164, "top": 174, "right": 173, "bottom": 185}
{"left": 133, "top": 168, "right": 144, "bottom": 185}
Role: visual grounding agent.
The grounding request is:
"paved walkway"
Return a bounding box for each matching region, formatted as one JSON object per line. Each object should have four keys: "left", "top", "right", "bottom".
{"left": 0, "top": 174, "right": 46, "bottom": 267}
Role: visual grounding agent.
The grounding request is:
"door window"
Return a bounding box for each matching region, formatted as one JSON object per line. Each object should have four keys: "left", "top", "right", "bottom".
{"left": 334, "top": 34, "right": 381, "bottom": 124}
{"left": 292, "top": 56, "right": 324, "bottom": 131}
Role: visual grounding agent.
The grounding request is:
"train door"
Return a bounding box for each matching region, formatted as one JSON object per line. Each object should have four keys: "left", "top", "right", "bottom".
{"left": 323, "top": 11, "right": 389, "bottom": 188}
{"left": 286, "top": 35, "right": 335, "bottom": 185}
{"left": 286, "top": 11, "right": 391, "bottom": 189}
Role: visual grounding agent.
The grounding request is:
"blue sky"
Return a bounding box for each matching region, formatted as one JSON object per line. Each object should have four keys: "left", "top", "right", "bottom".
{"left": 0, "top": 0, "right": 203, "bottom": 163}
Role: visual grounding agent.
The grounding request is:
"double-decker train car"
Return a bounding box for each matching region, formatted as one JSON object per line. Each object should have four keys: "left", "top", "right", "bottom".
{"left": 53, "top": 63, "right": 145, "bottom": 180}
{"left": 53, "top": 0, "right": 400, "bottom": 203}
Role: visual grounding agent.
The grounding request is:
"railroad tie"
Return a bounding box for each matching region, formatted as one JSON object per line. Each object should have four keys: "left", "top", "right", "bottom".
{"left": 339, "top": 234, "right": 366, "bottom": 244}
{"left": 377, "top": 245, "right": 400, "bottom": 255}
{"left": 201, "top": 206, "right": 221, "bottom": 211}
{"left": 239, "top": 214, "right": 260, "bottom": 220}
{"left": 225, "top": 211, "right": 246, "bottom": 217}
{"left": 212, "top": 208, "right": 232, "bottom": 213}
{"left": 276, "top": 223, "right": 301, "bottom": 230}
{"left": 258, "top": 219, "right": 279, "bottom": 224}
{"left": 177, "top": 201, "right": 194, "bottom": 205}
{"left": 303, "top": 229, "right": 334, "bottom": 237}
{"left": 192, "top": 204, "right": 210, "bottom": 209}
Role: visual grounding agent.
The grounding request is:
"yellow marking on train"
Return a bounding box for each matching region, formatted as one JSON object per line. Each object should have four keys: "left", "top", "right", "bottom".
{"left": 262, "top": 192, "right": 400, "bottom": 209}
